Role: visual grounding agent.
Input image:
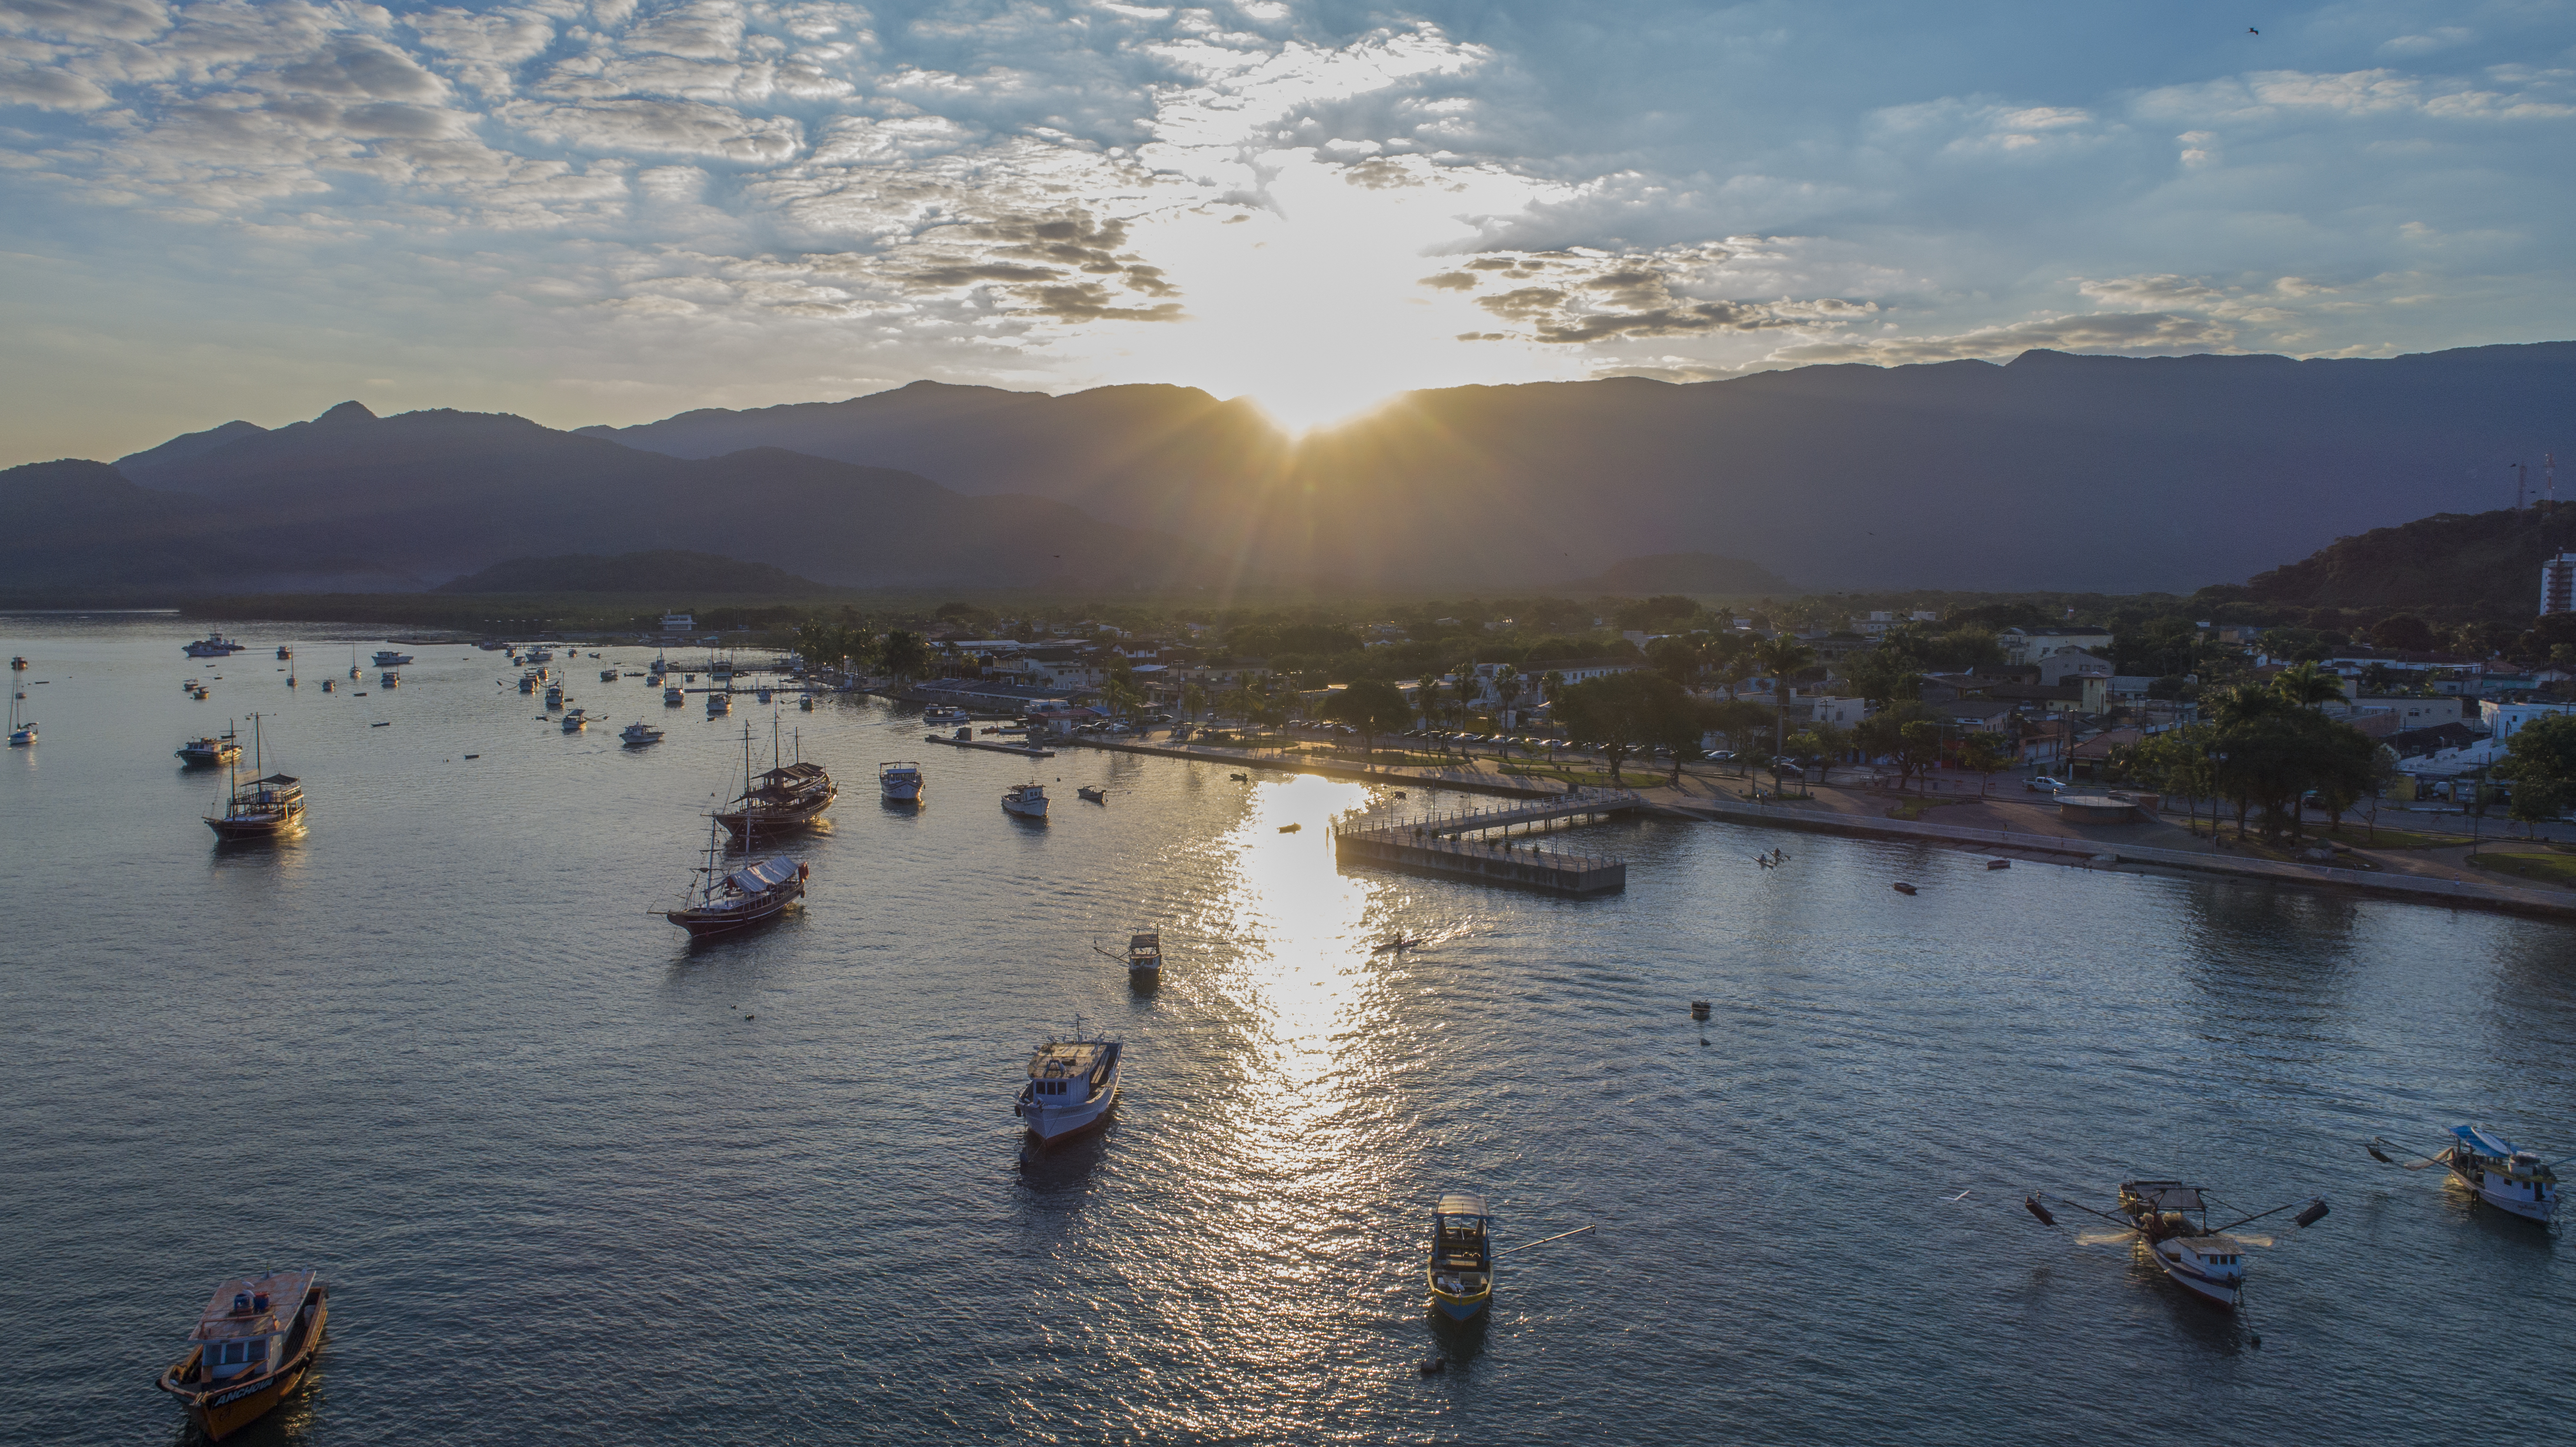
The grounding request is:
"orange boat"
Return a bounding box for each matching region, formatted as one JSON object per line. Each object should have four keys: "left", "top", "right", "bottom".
{"left": 155, "top": 1270, "right": 329, "bottom": 1440}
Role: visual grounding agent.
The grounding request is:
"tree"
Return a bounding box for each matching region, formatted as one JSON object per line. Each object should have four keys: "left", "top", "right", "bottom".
{"left": 1320, "top": 679, "right": 1412, "bottom": 759}
{"left": 1180, "top": 682, "right": 1207, "bottom": 721}
{"left": 879, "top": 630, "right": 931, "bottom": 681}
{"left": 1801, "top": 720, "right": 1854, "bottom": 785}
{"left": 1853, "top": 699, "right": 1941, "bottom": 786}
{"left": 2494, "top": 714, "right": 2576, "bottom": 834}
{"left": 2370, "top": 614, "right": 2437, "bottom": 652}
{"left": 2274, "top": 661, "right": 2346, "bottom": 706}
{"left": 1959, "top": 732, "right": 2014, "bottom": 796}
{"left": 1492, "top": 664, "right": 1523, "bottom": 727}
{"left": 1646, "top": 634, "right": 1703, "bottom": 685}
{"left": 1843, "top": 649, "right": 1924, "bottom": 709}
{"left": 1752, "top": 635, "right": 1818, "bottom": 766}
{"left": 1554, "top": 671, "right": 1694, "bottom": 784}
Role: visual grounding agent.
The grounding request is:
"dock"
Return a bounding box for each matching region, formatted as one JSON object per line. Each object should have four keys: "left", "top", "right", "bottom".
{"left": 1329, "top": 790, "right": 1639, "bottom": 896}
{"left": 926, "top": 733, "right": 1056, "bottom": 758}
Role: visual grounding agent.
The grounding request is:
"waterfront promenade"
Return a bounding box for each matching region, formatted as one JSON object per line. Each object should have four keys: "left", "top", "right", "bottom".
{"left": 1059, "top": 731, "right": 2576, "bottom": 921}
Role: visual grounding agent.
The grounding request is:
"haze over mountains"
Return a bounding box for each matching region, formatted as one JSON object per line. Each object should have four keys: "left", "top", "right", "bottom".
{"left": 3, "top": 343, "right": 2566, "bottom": 599}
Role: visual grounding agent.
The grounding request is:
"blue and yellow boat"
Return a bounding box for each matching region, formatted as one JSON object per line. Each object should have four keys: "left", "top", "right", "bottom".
{"left": 1427, "top": 1192, "right": 1493, "bottom": 1320}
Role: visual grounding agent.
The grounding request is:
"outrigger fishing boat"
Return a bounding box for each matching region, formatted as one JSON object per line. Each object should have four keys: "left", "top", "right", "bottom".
{"left": 1427, "top": 1192, "right": 1494, "bottom": 1320}
{"left": 2023, "top": 1179, "right": 2328, "bottom": 1309}
{"left": 661, "top": 816, "right": 806, "bottom": 937}
{"left": 1014, "top": 1021, "right": 1122, "bottom": 1145}
{"left": 1093, "top": 932, "right": 1162, "bottom": 977}
{"left": 153, "top": 1269, "right": 329, "bottom": 1441}
{"left": 2367, "top": 1125, "right": 2562, "bottom": 1223}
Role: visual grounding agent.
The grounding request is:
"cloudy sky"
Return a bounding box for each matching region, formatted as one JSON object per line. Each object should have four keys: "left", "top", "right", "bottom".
{"left": 2, "top": 0, "right": 2571, "bottom": 462}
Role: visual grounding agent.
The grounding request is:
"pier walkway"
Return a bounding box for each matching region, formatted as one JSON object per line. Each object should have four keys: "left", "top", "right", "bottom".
{"left": 1329, "top": 795, "right": 1633, "bottom": 897}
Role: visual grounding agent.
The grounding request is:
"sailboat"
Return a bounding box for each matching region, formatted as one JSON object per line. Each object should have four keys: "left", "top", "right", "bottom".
{"left": 346, "top": 645, "right": 360, "bottom": 681}
{"left": 7, "top": 684, "right": 33, "bottom": 747}
{"left": 203, "top": 714, "right": 305, "bottom": 839}
{"left": 714, "top": 716, "right": 835, "bottom": 839}
{"left": 662, "top": 814, "right": 805, "bottom": 937}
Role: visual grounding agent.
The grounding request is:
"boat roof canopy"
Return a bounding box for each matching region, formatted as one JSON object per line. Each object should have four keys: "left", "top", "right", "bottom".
{"left": 2125, "top": 1182, "right": 2205, "bottom": 1212}
{"left": 725, "top": 856, "right": 798, "bottom": 894}
{"left": 253, "top": 773, "right": 299, "bottom": 785}
{"left": 2452, "top": 1124, "right": 2516, "bottom": 1156}
{"left": 1028, "top": 1039, "right": 1112, "bottom": 1076}
{"left": 191, "top": 1269, "right": 315, "bottom": 1341}
{"left": 756, "top": 762, "right": 828, "bottom": 783}
{"left": 1436, "top": 1192, "right": 1489, "bottom": 1219}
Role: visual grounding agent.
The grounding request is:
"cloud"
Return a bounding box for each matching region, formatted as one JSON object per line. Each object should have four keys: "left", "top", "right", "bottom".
{"left": 0, "top": 60, "right": 110, "bottom": 108}
{"left": 1428, "top": 241, "right": 1874, "bottom": 345}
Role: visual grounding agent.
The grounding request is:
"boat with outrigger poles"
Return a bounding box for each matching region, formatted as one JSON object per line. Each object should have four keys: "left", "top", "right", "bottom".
{"left": 1014, "top": 1019, "right": 1122, "bottom": 1146}
{"left": 2023, "top": 1179, "right": 2328, "bottom": 1310}
{"left": 2366, "top": 1124, "right": 2562, "bottom": 1222}
{"left": 1428, "top": 1192, "right": 1494, "bottom": 1320}
{"left": 1093, "top": 932, "right": 1162, "bottom": 978}
{"left": 154, "top": 1269, "right": 329, "bottom": 1440}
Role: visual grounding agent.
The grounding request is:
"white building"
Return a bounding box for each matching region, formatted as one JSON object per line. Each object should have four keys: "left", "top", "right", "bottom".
{"left": 2031, "top": 648, "right": 2114, "bottom": 685}
{"left": 2480, "top": 700, "right": 2576, "bottom": 740}
{"left": 2543, "top": 551, "right": 2576, "bottom": 616}
{"left": 1847, "top": 610, "right": 1939, "bottom": 637}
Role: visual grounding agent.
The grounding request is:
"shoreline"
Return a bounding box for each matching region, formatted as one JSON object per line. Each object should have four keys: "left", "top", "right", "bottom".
{"left": 1059, "top": 735, "right": 2576, "bottom": 923}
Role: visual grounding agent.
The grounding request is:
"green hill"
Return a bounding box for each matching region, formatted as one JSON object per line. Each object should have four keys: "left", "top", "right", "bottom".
{"left": 2239, "top": 502, "right": 2575, "bottom": 618}
{"left": 433, "top": 550, "right": 826, "bottom": 594}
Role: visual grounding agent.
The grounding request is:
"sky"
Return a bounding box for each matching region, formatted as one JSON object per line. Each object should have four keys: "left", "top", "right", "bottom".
{"left": 2, "top": 0, "right": 2572, "bottom": 464}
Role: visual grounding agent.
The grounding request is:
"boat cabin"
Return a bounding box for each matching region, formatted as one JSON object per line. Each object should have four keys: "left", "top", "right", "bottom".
{"left": 1127, "top": 933, "right": 1161, "bottom": 969}
{"left": 184, "top": 1270, "right": 314, "bottom": 1383}
{"left": 1025, "top": 1039, "right": 1114, "bottom": 1102}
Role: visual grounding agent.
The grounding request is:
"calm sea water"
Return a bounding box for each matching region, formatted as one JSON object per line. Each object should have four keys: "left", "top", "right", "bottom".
{"left": 4, "top": 616, "right": 2571, "bottom": 1445}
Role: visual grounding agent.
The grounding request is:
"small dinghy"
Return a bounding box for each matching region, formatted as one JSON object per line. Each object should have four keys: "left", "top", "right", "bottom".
{"left": 2024, "top": 1179, "right": 2328, "bottom": 1309}
{"left": 154, "top": 1270, "right": 328, "bottom": 1441}
{"left": 1091, "top": 931, "right": 1162, "bottom": 977}
{"left": 1427, "top": 1192, "right": 1494, "bottom": 1320}
{"left": 1077, "top": 785, "right": 1107, "bottom": 803}
{"left": 2366, "top": 1125, "right": 2560, "bottom": 1222}
{"left": 1372, "top": 935, "right": 1425, "bottom": 954}
{"left": 1986, "top": 858, "right": 2011, "bottom": 870}
{"left": 1016, "top": 1022, "right": 1122, "bottom": 1146}
{"left": 1891, "top": 882, "right": 1918, "bottom": 895}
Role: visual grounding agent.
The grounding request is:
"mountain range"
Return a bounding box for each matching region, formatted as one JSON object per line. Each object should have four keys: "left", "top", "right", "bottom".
{"left": 6, "top": 341, "right": 2567, "bottom": 599}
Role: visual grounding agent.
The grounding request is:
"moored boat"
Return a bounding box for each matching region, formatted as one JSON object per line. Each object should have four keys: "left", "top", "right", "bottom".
{"left": 922, "top": 704, "right": 967, "bottom": 724}
{"left": 8, "top": 687, "right": 33, "bottom": 747}
{"left": 2368, "top": 1125, "right": 2560, "bottom": 1222}
{"left": 154, "top": 1270, "right": 328, "bottom": 1441}
{"left": 717, "top": 757, "right": 835, "bottom": 836}
{"left": 663, "top": 684, "right": 685, "bottom": 707}
{"left": 1427, "top": 1192, "right": 1494, "bottom": 1320}
{"left": 177, "top": 724, "right": 241, "bottom": 767}
{"left": 662, "top": 818, "right": 806, "bottom": 937}
{"left": 183, "top": 633, "right": 248, "bottom": 658}
{"left": 2024, "top": 1179, "right": 2328, "bottom": 1311}
{"left": 1015, "top": 1024, "right": 1121, "bottom": 1145}
{"left": 600, "top": 668, "right": 619, "bottom": 682}
{"left": 380, "top": 671, "right": 400, "bottom": 689}
{"left": 879, "top": 759, "right": 925, "bottom": 803}
{"left": 561, "top": 708, "right": 587, "bottom": 732}
{"left": 1126, "top": 931, "right": 1160, "bottom": 974}
{"left": 1077, "top": 785, "right": 1107, "bottom": 803}
{"left": 371, "top": 650, "right": 413, "bottom": 667}
{"left": 545, "top": 682, "right": 565, "bottom": 709}
{"left": 621, "top": 721, "right": 665, "bottom": 747}
{"left": 707, "top": 691, "right": 730, "bottom": 716}
{"left": 1002, "top": 782, "right": 1048, "bottom": 818}
{"left": 274, "top": 644, "right": 293, "bottom": 660}
{"left": 203, "top": 715, "right": 305, "bottom": 839}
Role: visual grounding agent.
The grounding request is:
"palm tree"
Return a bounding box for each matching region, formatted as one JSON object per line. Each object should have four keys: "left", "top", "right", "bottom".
{"left": 1180, "top": 682, "right": 1207, "bottom": 722}
{"left": 1751, "top": 635, "right": 1817, "bottom": 768}
{"left": 1492, "top": 664, "right": 1523, "bottom": 728}
{"left": 2275, "top": 661, "right": 2346, "bottom": 707}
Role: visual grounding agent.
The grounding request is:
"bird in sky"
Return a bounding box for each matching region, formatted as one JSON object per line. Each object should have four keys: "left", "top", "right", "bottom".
{"left": 2247, "top": 26, "right": 2260, "bottom": 34}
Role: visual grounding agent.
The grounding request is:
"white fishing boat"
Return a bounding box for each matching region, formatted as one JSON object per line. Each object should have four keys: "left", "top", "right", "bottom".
{"left": 879, "top": 760, "right": 925, "bottom": 803}
{"left": 600, "top": 668, "right": 619, "bottom": 682}
{"left": 621, "top": 721, "right": 665, "bottom": 748}
{"left": 177, "top": 723, "right": 240, "bottom": 767}
{"left": 923, "top": 704, "right": 967, "bottom": 724}
{"left": 663, "top": 684, "right": 685, "bottom": 707}
{"left": 2369, "top": 1125, "right": 2561, "bottom": 1222}
{"left": 1002, "top": 782, "right": 1048, "bottom": 818}
{"left": 707, "top": 691, "right": 731, "bottom": 716}
{"left": 183, "top": 633, "right": 248, "bottom": 658}
{"left": 1014, "top": 1023, "right": 1122, "bottom": 1145}
{"left": 371, "top": 650, "right": 413, "bottom": 667}
{"left": 1427, "top": 1192, "right": 1494, "bottom": 1320}
{"left": 522, "top": 648, "right": 554, "bottom": 665}
{"left": 2024, "top": 1179, "right": 2328, "bottom": 1311}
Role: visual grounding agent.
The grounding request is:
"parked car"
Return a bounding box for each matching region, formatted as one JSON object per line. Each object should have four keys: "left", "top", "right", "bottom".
{"left": 2026, "top": 775, "right": 2067, "bottom": 792}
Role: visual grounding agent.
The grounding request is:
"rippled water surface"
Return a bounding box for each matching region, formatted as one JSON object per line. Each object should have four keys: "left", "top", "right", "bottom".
{"left": 6, "top": 617, "right": 2573, "bottom": 1445}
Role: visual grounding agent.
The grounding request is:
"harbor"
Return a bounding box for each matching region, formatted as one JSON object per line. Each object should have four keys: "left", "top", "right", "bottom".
{"left": 3, "top": 616, "right": 2571, "bottom": 1446}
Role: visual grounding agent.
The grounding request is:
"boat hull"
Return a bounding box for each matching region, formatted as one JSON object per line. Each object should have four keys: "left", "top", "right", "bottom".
{"left": 664, "top": 887, "right": 801, "bottom": 937}
{"left": 205, "top": 808, "right": 305, "bottom": 839}
{"left": 160, "top": 1288, "right": 327, "bottom": 1442}
{"left": 716, "top": 798, "right": 834, "bottom": 837}
{"left": 2447, "top": 1162, "right": 2557, "bottom": 1221}
{"left": 2150, "top": 1246, "right": 2239, "bottom": 1309}
{"left": 1017, "top": 1077, "right": 1119, "bottom": 1145}
{"left": 1430, "top": 1288, "right": 1491, "bottom": 1321}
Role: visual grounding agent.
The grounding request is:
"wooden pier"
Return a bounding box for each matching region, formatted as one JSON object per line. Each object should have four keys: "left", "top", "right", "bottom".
{"left": 1329, "top": 789, "right": 1638, "bottom": 897}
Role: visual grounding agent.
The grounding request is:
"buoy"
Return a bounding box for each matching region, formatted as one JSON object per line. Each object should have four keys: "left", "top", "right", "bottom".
{"left": 2294, "top": 1200, "right": 2331, "bottom": 1229}
{"left": 2023, "top": 1195, "right": 2056, "bottom": 1227}
{"left": 1417, "top": 1356, "right": 1445, "bottom": 1376}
